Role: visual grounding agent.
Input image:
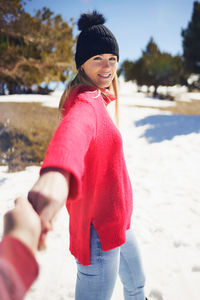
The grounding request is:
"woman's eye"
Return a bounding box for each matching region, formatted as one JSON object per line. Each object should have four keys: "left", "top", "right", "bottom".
{"left": 93, "top": 56, "right": 102, "bottom": 61}
{"left": 110, "top": 57, "right": 117, "bottom": 61}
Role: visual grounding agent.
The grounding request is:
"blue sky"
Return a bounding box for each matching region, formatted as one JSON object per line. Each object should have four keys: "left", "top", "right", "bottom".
{"left": 25, "top": 0, "right": 195, "bottom": 65}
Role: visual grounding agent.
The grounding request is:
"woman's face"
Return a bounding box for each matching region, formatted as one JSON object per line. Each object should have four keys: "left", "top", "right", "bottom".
{"left": 81, "top": 53, "right": 118, "bottom": 89}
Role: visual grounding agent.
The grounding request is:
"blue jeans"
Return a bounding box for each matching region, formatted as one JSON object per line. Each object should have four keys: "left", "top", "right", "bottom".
{"left": 75, "top": 225, "right": 145, "bottom": 300}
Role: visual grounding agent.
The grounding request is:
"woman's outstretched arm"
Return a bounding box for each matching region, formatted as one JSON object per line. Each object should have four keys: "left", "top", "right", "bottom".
{"left": 28, "top": 168, "right": 70, "bottom": 248}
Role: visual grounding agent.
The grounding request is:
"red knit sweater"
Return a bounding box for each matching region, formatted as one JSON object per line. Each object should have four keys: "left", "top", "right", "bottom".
{"left": 41, "top": 85, "right": 133, "bottom": 266}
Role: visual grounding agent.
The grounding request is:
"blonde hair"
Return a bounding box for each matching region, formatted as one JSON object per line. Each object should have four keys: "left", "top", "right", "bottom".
{"left": 59, "top": 69, "right": 119, "bottom": 125}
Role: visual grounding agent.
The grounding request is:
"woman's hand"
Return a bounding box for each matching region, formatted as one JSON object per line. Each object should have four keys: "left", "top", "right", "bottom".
{"left": 28, "top": 169, "right": 70, "bottom": 249}
{"left": 3, "top": 197, "right": 41, "bottom": 254}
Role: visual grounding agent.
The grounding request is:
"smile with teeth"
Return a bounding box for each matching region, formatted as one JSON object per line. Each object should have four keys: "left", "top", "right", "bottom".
{"left": 98, "top": 73, "right": 111, "bottom": 78}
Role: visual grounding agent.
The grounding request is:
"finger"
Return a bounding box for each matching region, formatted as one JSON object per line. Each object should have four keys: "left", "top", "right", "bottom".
{"left": 14, "top": 197, "right": 30, "bottom": 208}
{"left": 41, "top": 221, "right": 52, "bottom": 234}
{"left": 14, "top": 197, "right": 39, "bottom": 216}
{"left": 14, "top": 197, "right": 26, "bottom": 206}
{"left": 37, "top": 221, "right": 53, "bottom": 251}
{"left": 49, "top": 219, "right": 54, "bottom": 231}
{"left": 39, "top": 202, "right": 59, "bottom": 230}
{"left": 38, "top": 232, "right": 47, "bottom": 251}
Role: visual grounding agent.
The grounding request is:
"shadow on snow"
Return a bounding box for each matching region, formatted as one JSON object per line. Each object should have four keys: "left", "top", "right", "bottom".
{"left": 134, "top": 114, "right": 200, "bottom": 143}
{"left": 0, "top": 177, "right": 7, "bottom": 186}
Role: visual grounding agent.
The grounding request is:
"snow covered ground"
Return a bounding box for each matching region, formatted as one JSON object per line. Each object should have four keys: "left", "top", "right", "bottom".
{"left": 0, "top": 81, "right": 200, "bottom": 300}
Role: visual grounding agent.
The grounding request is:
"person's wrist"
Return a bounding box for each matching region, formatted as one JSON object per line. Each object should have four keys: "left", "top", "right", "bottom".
{"left": 41, "top": 167, "right": 70, "bottom": 181}
{"left": 6, "top": 229, "right": 39, "bottom": 254}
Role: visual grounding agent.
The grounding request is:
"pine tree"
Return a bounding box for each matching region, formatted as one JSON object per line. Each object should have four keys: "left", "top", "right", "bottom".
{"left": 0, "top": 1, "right": 75, "bottom": 94}
{"left": 182, "top": 1, "right": 200, "bottom": 74}
{"left": 120, "top": 38, "right": 187, "bottom": 97}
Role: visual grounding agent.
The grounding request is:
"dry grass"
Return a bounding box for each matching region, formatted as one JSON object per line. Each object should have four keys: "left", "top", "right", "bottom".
{"left": 0, "top": 102, "right": 59, "bottom": 172}
{"left": 0, "top": 102, "right": 59, "bottom": 131}
{"left": 134, "top": 100, "right": 200, "bottom": 115}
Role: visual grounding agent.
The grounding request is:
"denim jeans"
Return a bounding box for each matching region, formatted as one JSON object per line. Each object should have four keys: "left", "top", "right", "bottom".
{"left": 75, "top": 225, "right": 145, "bottom": 300}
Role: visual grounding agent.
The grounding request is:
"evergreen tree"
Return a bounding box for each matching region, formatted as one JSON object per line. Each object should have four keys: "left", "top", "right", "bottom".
{"left": 182, "top": 1, "right": 200, "bottom": 74}
{"left": 0, "top": 0, "right": 75, "bottom": 94}
{"left": 119, "top": 60, "right": 135, "bottom": 82}
{"left": 120, "top": 38, "right": 187, "bottom": 97}
{"left": 143, "top": 39, "right": 186, "bottom": 96}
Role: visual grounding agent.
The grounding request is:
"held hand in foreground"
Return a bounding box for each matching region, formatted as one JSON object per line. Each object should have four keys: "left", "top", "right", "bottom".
{"left": 28, "top": 169, "right": 70, "bottom": 249}
{"left": 3, "top": 197, "right": 41, "bottom": 254}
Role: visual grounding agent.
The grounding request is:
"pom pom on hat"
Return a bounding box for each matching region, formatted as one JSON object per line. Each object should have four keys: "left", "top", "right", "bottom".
{"left": 78, "top": 10, "right": 105, "bottom": 31}
{"left": 75, "top": 11, "right": 119, "bottom": 69}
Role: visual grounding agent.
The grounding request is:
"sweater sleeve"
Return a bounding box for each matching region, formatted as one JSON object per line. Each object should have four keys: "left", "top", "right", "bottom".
{"left": 0, "top": 236, "right": 39, "bottom": 300}
{"left": 40, "top": 96, "right": 96, "bottom": 201}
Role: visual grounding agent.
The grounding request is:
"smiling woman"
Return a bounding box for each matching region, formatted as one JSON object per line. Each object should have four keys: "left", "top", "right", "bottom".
{"left": 59, "top": 10, "right": 120, "bottom": 120}
{"left": 81, "top": 54, "right": 118, "bottom": 89}
{"left": 28, "top": 10, "right": 146, "bottom": 300}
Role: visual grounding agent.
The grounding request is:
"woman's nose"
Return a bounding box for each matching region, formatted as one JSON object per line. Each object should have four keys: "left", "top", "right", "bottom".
{"left": 102, "top": 60, "right": 110, "bottom": 68}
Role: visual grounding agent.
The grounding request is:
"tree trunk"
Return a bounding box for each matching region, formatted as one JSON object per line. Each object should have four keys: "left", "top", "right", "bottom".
{"left": 0, "top": 82, "right": 5, "bottom": 95}
{"left": 153, "top": 85, "right": 158, "bottom": 97}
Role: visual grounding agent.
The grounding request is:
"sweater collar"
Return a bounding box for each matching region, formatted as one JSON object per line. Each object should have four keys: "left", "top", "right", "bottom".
{"left": 63, "top": 85, "right": 116, "bottom": 115}
{"left": 68, "top": 85, "right": 116, "bottom": 105}
{"left": 100, "top": 88, "right": 116, "bottom": 105}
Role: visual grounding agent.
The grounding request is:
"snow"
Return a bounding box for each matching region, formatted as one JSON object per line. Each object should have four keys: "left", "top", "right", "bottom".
{"left": 0, "top": 80, "right": 200, "bottom": 300}
{"left": 176, "top": 92, "right": 200, "bottom": 102}
{"left": 0, "top": 92, "right": 61, "bottom": 107}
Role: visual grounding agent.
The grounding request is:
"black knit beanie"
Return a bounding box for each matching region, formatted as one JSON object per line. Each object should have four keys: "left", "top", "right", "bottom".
{"left": 75, "top": 11, "right": 119, "bottom": 69}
